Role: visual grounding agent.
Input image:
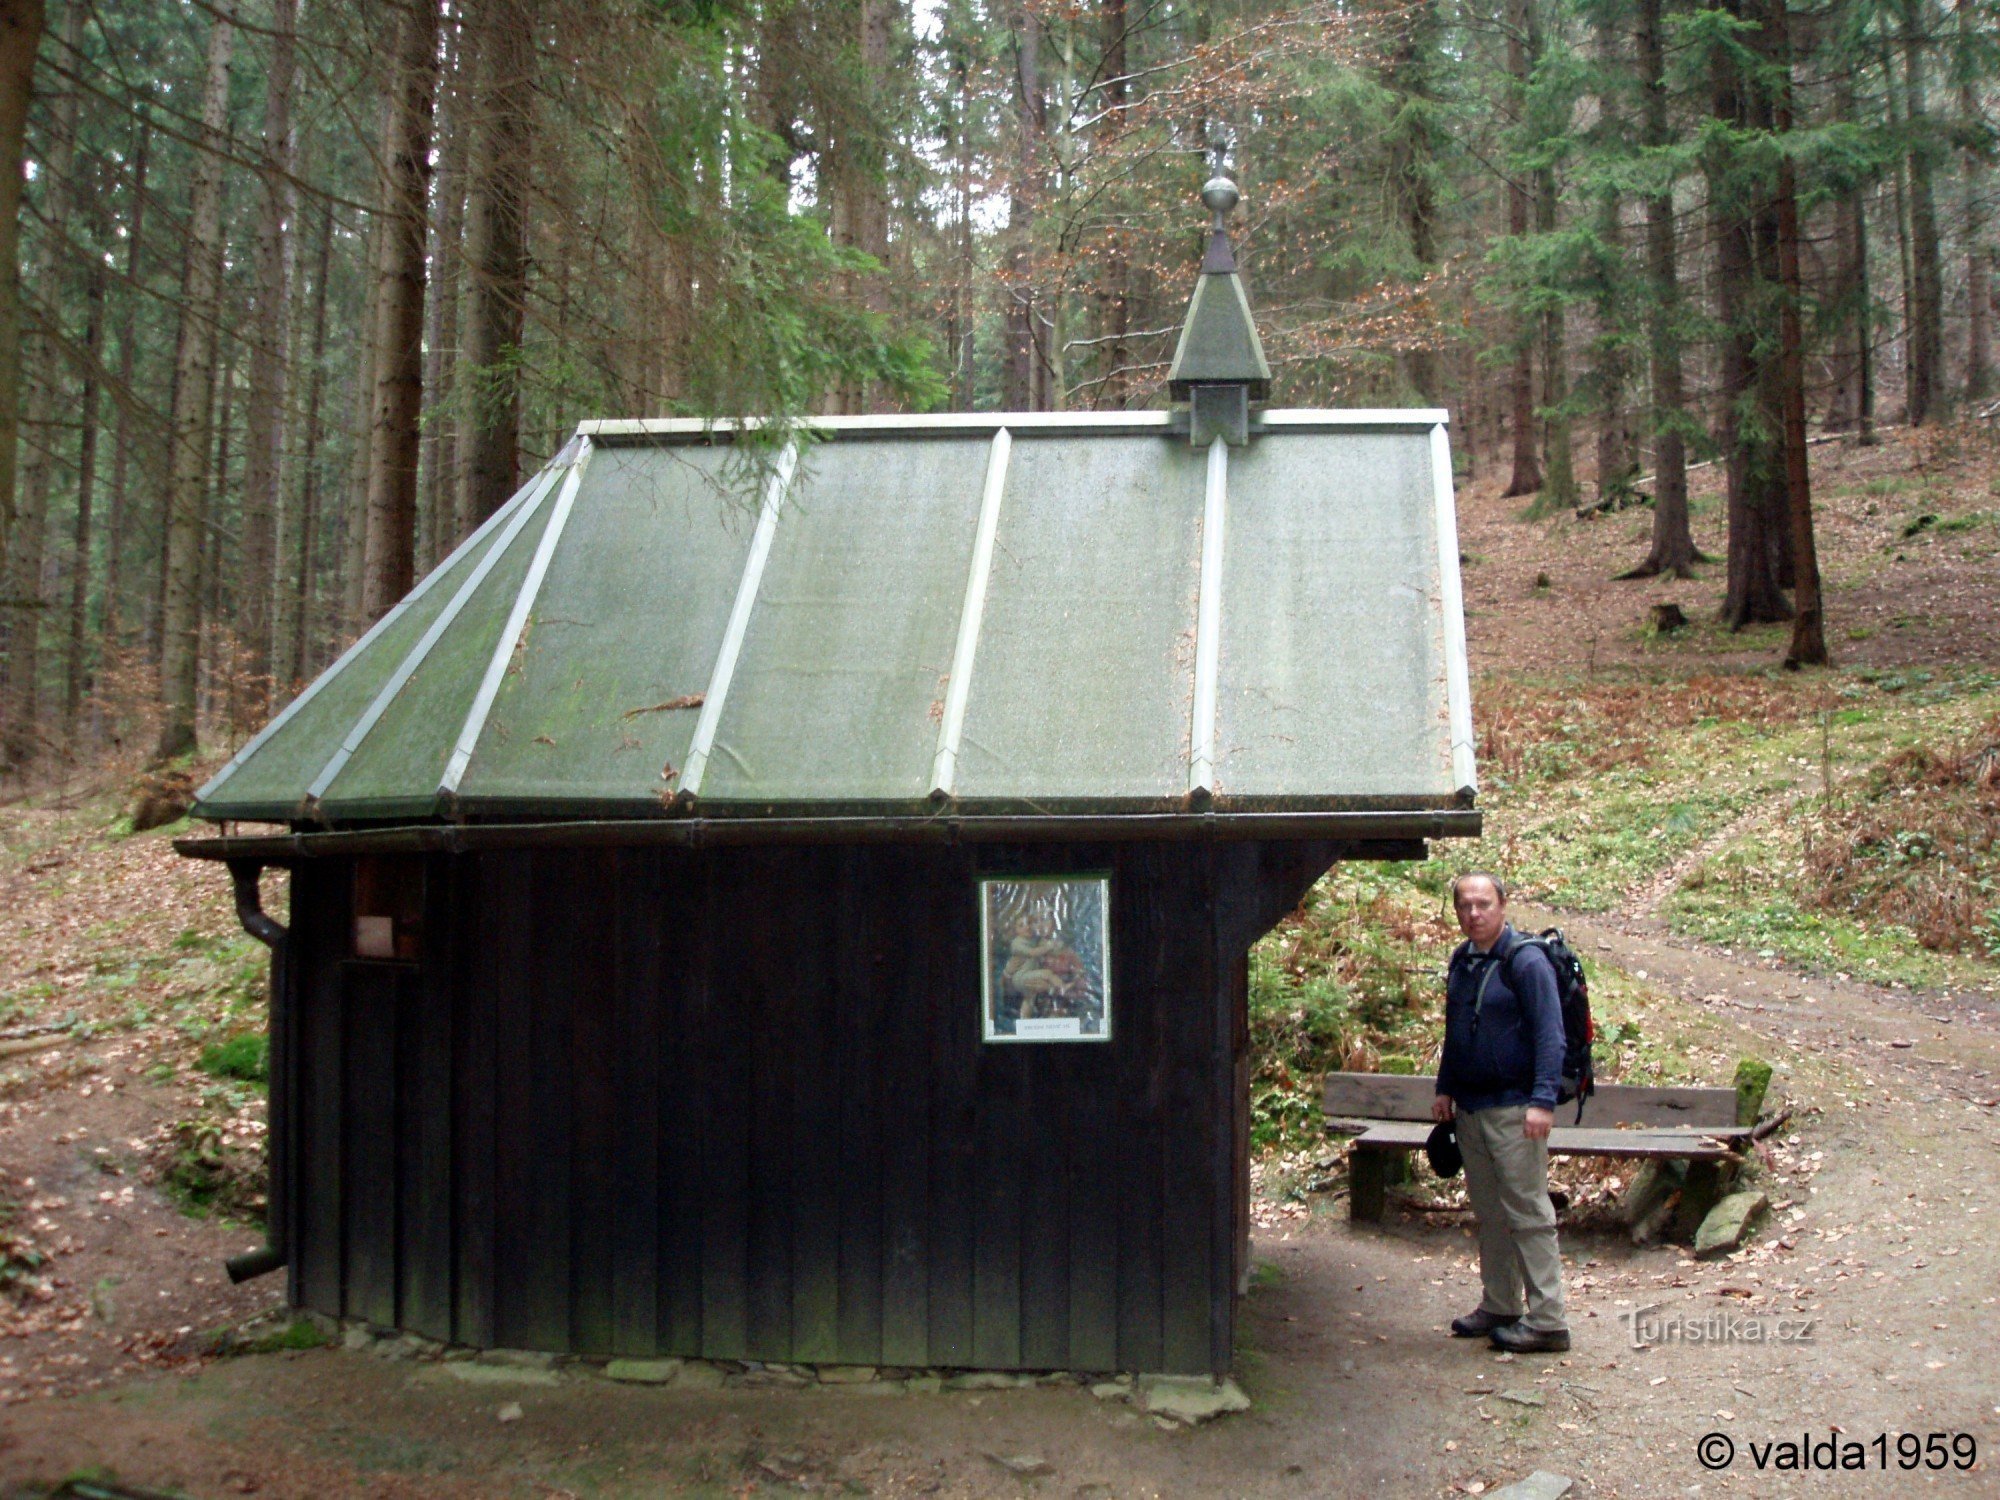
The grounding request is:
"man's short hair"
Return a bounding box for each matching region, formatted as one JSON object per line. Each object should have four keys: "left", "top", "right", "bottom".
{"left": 1450, "top": 870, "right": 1508, "bottom": 905}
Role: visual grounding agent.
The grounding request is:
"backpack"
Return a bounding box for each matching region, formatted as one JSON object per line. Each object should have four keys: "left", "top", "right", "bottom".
{"left": 1508, "top": 928, "right": 1596, "bottom": 1123}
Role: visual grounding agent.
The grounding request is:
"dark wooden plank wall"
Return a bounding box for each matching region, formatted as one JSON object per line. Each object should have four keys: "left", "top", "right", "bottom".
{"left": 287, "top": 839, "right": 1347, "bottom": 1374}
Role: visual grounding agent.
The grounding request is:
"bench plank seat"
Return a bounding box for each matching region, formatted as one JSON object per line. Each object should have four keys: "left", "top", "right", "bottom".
{"left": 1351, "top": 1120, "right": 1751, "bottom": 1157}
{"left": 1324, "top": 1073, "right": 1738, "bottom": 1129}
{"left": 1326, "top": 1070, "right": 1749, "bottom": 1222}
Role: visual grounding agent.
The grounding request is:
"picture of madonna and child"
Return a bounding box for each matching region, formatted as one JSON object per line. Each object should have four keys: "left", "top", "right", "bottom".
{"left": 981, "top": 878, "right": 1109, "bottom": 1039}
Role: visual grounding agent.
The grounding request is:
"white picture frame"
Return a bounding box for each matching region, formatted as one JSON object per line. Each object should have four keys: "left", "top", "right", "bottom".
{"left": 979, "top": 875, "right": 1111, "bottom": 1043}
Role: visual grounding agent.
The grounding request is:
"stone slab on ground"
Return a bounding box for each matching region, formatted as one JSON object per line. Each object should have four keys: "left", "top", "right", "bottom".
{"left": 437, "top": 1362, "right": 562, "bottom": 1387}
{"left": 1138, "top": 1375, "right": 1251, "bottom": 1425}
{"left": 674, "top": 1361, "right": 727, "bottom": 1390}
{"left": 1695, "top": 1190, "right": 1770, "bottom": 1259}
{"left": 604, "top": 1358, "right": 682, "bottom": 1384}
{"left": 1489, "top": 1472, "right": 1572, "bottom": 1500}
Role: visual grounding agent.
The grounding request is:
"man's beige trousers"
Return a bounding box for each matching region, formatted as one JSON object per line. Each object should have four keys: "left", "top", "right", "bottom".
{"left": 1457, "top": 1103, "right": 1568, "bottom": 1333}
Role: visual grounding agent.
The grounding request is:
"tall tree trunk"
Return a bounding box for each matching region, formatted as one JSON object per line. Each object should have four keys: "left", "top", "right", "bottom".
{"left": 456, "top": 0, "right": 531, "bottom": 533}
{"left": 825, "top": 0, "right": 892, "bottom": 414}
{"left": 104, "top": 115, "right": 147, "bottom": 643}
{"left": 340, "top": 333, "right": 373, "bottom": 633}
{"left": 1501, "top": 0, "right": 1542, "bottom": 497}
{"left": 287, "top": 196, "right": 333, "bottom": 688}
{"left": 1624, "top": 0, "right": 1697, "bottom": 578}
{"left": 1389, "top": 0, "right": 1441, "bottom": 402}
{"left": 1713, "top": 0, "right": 1788, "bottom": 628}
{"left": 1901, "top": 0, "right": 1943, "bottom": 423}
{"left": 238, "top": 0, "right": 296, "bottom": 715}
{"left": 1590, "top": 194, "right": 1637, "bottom": 508}
{"left": 1, "top": 0, "right": 77, "bottom": 771}
{"left": 418, "top": 13, "right": 466, "bottom": 569}
{"left": 1096, "top": 0, "right": 1130, "bottom": 408}
{"left": 1527, "top": 0, "right": 1574, "bottom": 510}
{"left": 1959, "top": 3, "right": 1992, "bottom": 402}
{"left": 155, "top": 8, "right": 235, "bottom": 760}
{"left": 1587, "top": 13, "right": 1636, "bottom": 510}
{"left": 204, "top": 341, "right": 238, "bottom": 734}
{"left": 1003, "top": 2, "right": 1044, "bottom": 411}
{"left": 1825, "top": 77, "right": 1870, "bottom": 435}
{"left": 361, "top": 0, "right": 442, "bottom": 622}
{"left": 64, "top": 260, "right": 102, "bottom": 749}
{"left": 950, "top": 28, "right": 976, "bottom": 407}
{"left": 1768, "top": 0, "right": 1824, "bottom": 665}
{"left": 0, "top": 0, "right": 45, "bottom": 750}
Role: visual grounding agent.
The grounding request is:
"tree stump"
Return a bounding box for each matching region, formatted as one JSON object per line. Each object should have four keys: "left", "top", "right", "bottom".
{"left": 1651, "top": 602, "right": 1688, "bottom": 634}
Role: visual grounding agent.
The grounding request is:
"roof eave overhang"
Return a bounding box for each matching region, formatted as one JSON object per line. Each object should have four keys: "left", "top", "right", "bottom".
{"left": 175, "top": 806, "right": 1482, "bottom": 862}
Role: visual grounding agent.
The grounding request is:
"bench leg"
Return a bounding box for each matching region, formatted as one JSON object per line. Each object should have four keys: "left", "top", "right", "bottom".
{"left": 1350, "top": 1148, "right": 1408, "bottom": 1222}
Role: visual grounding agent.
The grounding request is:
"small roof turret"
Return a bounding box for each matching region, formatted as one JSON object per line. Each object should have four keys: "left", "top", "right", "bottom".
{"left": 1165, "top": 176, "right": 1272, "bottom": 403}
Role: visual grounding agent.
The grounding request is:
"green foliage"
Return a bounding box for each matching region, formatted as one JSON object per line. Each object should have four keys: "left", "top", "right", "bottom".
{"left": 156, "top": 1118, "right": 265, "bottom": 1225}
{"left": 199, "top": 1032, "right": 269, "bottom": 1085}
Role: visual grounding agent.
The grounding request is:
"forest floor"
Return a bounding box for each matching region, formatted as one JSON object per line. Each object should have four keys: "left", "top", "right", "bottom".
{"left": 1, "top": 425, "right": 1998, "bottom": 1498}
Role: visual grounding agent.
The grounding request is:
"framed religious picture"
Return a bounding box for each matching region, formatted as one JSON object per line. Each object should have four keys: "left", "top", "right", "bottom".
{"left": 979, "top": 875, "right": 1111, "bottom": 1042}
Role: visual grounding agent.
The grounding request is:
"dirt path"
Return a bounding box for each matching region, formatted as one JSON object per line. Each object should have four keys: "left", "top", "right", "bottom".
{"left": 5, "top": 909, "right": 1997, "bottom": 1497}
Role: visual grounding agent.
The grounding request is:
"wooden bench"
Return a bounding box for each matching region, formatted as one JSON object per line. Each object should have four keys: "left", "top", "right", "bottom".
{"left": 1324, "top": 1073, "right": 1752, "bottom": 1222}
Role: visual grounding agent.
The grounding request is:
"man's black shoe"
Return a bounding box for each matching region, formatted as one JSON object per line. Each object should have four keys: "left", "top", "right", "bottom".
{"left": 1450, "top": 1309, "right": 1522, "bottom": 1338}
{"left": 1489, "top": 1322, "right": 1570, "bottom": 1353}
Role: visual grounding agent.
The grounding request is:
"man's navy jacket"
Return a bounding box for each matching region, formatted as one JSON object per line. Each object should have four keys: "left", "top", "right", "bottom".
{"left": 1436, "top": 924, "right": 1565, "bottom": 1114}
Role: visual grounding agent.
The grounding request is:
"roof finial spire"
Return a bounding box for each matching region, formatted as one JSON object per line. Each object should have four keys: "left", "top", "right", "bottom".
{"left": 1201, "top": 176, "right": 1240, "bottom": 274}
{"left": 1166, "top": 172, "right": 1271, "bottom": 444}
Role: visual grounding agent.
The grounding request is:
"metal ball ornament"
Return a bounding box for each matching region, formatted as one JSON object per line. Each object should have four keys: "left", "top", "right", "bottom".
{"left": 1200, "top": 176, "right": 1240, "bottom": 218}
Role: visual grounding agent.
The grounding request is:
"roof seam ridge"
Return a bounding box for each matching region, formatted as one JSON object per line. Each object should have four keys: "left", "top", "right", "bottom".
{"left": 301, "top": 463, "right": 567, "bottom": 807}
{"left": 1189, "top": 438, "right": 1228, "bottom": 795}
{"left": 437, "top": 439, "right": 597, "bottom": 803}
{"left": 1428, "top": 421, "right": 1479, "bottom": 796}
{"left": 929, "top": 427, "right": 1012, "bottom": 798}
{"left": 195, "top": 463, "right": 552, "bottom": 807}
{"left": 680, "top": 442, "right": 800, "bottom": 800}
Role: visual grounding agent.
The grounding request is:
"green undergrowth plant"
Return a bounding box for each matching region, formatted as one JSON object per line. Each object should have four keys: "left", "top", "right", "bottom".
{"left": 1247, "top": 865, "right": 1455, "bottom": 1153}
{"left": 1668, "top": 709, "right": 2000, "bottom": 985}
{"left": 153, "top": 1118, "right": 265, "bottom": 1225}
{"left": 199, "top": 1032, "right": 269, "bottom": 1085}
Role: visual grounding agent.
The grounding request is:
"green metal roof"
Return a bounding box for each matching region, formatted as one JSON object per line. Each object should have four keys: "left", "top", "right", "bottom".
{"left": 194, "top": 411, "right": 1476, "bottom": 828}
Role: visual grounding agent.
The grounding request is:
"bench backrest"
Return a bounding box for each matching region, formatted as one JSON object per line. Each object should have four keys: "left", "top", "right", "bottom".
{"left": 1323, "top": 1072, "right": 1738, "bottom": 1129}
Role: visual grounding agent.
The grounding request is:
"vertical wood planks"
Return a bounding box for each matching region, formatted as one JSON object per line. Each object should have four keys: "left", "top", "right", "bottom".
{"left": 657, "top": 851, "right": 706, "bottom": 1355}
{"left": 454, "top": 852, "right": 504, "bottom": 1346}
{"left": 490, "top": 852, "right": 542, "bottom": 1347}
{"left": 924, "top": 847, "right": 977, "bottom": 1367}
{"left": 568, "top": 851, "right": 619, "bottom": 1356}
{"left": 611, "top": 848, "right": 662, "bottom": 1356}
{"left": 295, "top": 860, "right": 345, "bottom": 1316}
{"left": 1018, "top": 1033, "right": 1072, "bottom": 1370}
{"left": 744, "top": 850, "right": 796, "bottom": 1360}
{"left": 341, "top": 961, "right": 399, "bottom": 1325}
{"left": 280, "top": 833, "right": 1304, "bottom": 1375}
{"left": 1112, "top": 844, "right": 1164, "bottom": 1373}
{"left": 788, "top": 847, "right": 841, "bottom": 1364}
{"left": 877, "top": 851, "right": 933, "bottom": 1367}
{"left": 1160, "top": 845, "right": 1217, "bottom": 1373}
{"left": 834, "top": 847, "right": 885, "bottom": 1365}
{"left": 400, "top": 858, "right": 455, "bottom": 1340}
{"left": 523, "top": 849, "right": 575, "bottom": 1349}
{"left": 970, "top": 1038, "right": 1024, "bottom": 1369}
{"left": 698, "top": 854, "right": 750, "bottom": 1359}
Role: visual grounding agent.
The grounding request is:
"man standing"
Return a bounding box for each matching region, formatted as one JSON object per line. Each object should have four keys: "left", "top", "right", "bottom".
{"left": 1432, "top": 871, "right": 1571, "bottom": 1353}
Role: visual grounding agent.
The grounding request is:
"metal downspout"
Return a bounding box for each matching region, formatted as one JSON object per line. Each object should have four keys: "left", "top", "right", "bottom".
{"left": 224, "top": 860, "right": 290, "bottom": 1284}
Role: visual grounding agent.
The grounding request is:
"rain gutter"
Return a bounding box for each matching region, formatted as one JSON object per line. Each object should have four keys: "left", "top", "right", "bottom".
{"left": 222, "top": 861, "right": 291, "bottom": 1285}
{"left": 176, "top": 808, "right": 1479, "bottom": 861}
